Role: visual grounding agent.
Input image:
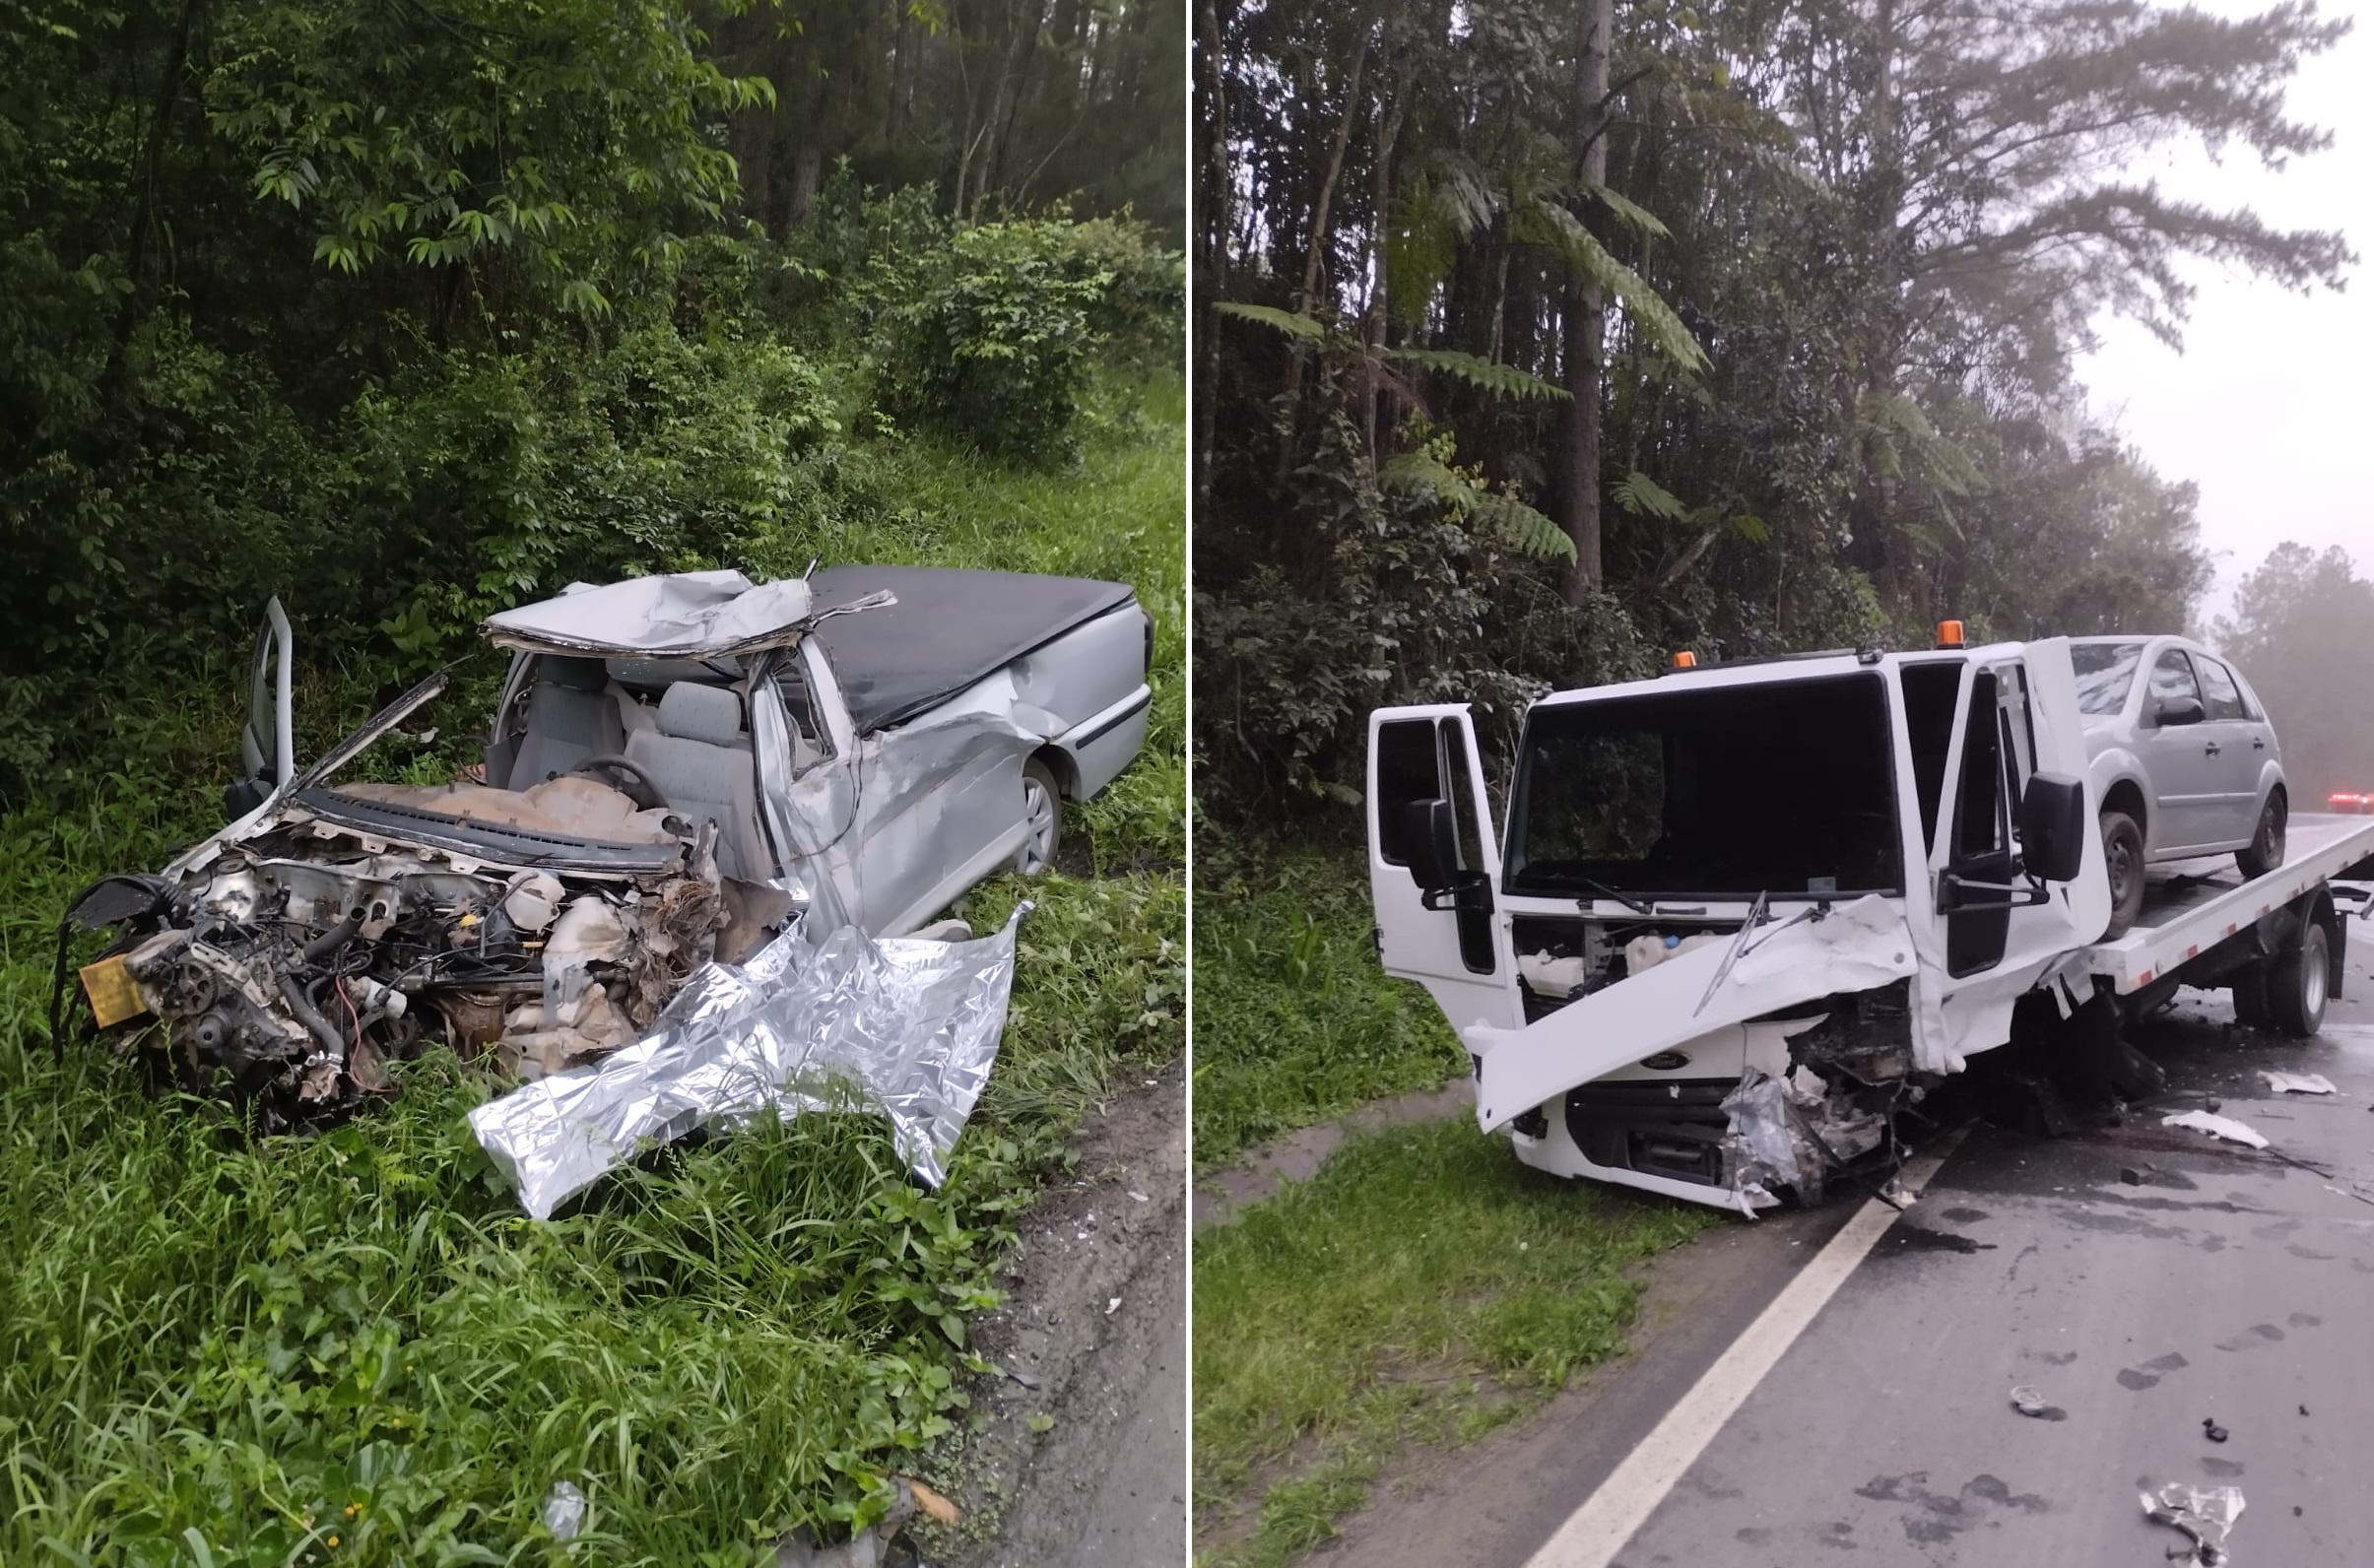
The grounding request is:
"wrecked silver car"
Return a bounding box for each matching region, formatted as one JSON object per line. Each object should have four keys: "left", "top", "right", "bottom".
{"left": 53, "top": 565, "right": 1153, "bottom": 1134}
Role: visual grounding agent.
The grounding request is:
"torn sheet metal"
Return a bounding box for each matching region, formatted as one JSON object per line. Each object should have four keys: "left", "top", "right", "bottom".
{"left": 2261, "top": 1071, "right": 2338, "bottom": 1095}
{"left": 2162, "top": 1109, "right": 2271, "bottom": 1149}
{"left": 1720, "top": 1066, "right": 1888, "bottom": 1209}
{"left": 2141, "top": 1482, "right": 2244, "bottom": 1565}
{"left": 469, "top": 905, "right": 1027, "bottom": 1219}
{"left": 1472, "top": 894, "right": 1919, "bottom": 1134}
{"left": 482, "top": 570, "right": 896, "bottom": 659}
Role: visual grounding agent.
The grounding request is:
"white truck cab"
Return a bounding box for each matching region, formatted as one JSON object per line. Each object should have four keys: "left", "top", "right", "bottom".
{"left": 1367, "top": 627, "right": 2363, "bottom": 1212}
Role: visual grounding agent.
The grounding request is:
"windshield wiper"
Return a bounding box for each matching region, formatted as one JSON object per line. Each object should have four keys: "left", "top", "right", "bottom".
{"left": 1575, "top": 880, "right": 1656, "bottom": 916}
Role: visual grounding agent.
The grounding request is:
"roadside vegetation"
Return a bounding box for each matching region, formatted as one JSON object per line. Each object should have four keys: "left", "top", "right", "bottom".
{"left": 1, "top": 4, "right": 1182, "bottom": 1560}
{"left": 1193, "top": 1121, "right": 1714, "bottom": 1568}
{"left": 1191, "top": 833, "right": 1461, "bottom": 1168}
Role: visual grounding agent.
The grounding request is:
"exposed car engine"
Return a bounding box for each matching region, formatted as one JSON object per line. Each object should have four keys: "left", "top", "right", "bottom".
{"left": 54, "top": 776, "right": 757, "bottom": 1134}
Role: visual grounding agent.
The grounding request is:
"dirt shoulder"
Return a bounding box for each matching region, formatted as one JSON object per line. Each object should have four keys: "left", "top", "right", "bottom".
{"left": 926, "top": 1057, "right": 1186, "bottom": 1567}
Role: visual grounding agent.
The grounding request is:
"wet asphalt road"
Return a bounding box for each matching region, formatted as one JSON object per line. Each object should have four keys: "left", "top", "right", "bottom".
{"left": 1598, "top": 951, "right": 2374, "bottom": 1565}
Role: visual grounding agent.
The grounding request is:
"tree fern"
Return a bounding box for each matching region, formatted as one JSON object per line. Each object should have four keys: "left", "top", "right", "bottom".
{"left": 1213, "top": 300, "right": 1327, "bottom": 340}
{"left": 1514, "top": 203, "right": 1707, "bottom": 376}
{"left": 1612, "top": 470, "right": 1689, "bottom": 521}
{"left": 1384, "top": 348, "right": 1570, "bottom": 402}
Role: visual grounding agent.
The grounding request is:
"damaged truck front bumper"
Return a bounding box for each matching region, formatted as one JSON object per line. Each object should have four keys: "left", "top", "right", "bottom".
{"left": 1470, "top": 895, "right": 1939, "bottom": 1213}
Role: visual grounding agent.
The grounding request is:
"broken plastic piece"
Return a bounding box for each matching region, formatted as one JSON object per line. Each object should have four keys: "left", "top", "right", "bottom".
{"left": 2260, "top": 1071, "right": 2337, "bottom": 1096}
{"left": 2203, "top": 1416, "right": 2228, "bottom": 1443}
{"left": 2010, "top": 1386, "right": 2050, "bottom": 1418}
{"left": 2141, "top": 1481, "right": 2243, "bottom": 1565}
{"left": 542, "top": 1480, "right": 587, "bottom": 1540}
{"left": 2161, "top": 1110, "right": 2270, "bottom": 1149}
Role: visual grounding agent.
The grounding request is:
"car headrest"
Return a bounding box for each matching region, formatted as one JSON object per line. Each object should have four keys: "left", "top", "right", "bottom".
{"left": 655, "top": 682, "right": 745, "bottom": 746}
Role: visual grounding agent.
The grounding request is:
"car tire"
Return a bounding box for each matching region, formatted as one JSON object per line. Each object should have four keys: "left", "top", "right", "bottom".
{"left": 2269, "top": 920, "right": 2329, "bottom": 1038}
{"left": 2100, "top": 810, "right": 2146, "bottom": 940}
{"left": 2236, "top": 791, "right": 2287, "bottom": 879}
{"left": 1014, "top": 757, "right": 1063, "bottom": 877}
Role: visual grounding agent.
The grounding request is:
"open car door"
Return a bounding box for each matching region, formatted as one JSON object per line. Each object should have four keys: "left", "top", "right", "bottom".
{"left": 1366, "top": 705, "right": 1518, "bottom": 1037}
{"left": 225, "top": 597, "right": 295, "bottom": 819}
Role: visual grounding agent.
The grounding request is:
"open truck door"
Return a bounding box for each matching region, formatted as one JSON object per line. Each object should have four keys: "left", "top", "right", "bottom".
{"left": 225, "top": 597, "right": 296, "bottom": 820}
{"left": 1366, "top": 705, "right": 1518, "bottom": 1036}
{"left": 1930, "top": 638, "right": 2110, "bottom": 1060}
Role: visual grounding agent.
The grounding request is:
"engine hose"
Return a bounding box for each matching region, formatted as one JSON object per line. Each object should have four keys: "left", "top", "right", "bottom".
{"left": 301, "top": 913, "right": 361, "bottom": 964}
{"left": 278, "top": 974, "right": 349, "bottom": 1065}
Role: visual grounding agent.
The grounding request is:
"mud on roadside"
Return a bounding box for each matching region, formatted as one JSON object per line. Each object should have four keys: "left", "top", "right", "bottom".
{"left": 920, "top": 1056, "right": 1186, "bottom": 1568}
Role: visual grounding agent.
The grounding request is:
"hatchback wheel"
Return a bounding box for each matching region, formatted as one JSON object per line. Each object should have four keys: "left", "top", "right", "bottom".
{"left": 2236, "top": 791, "right": 2287, "bottom": 879}
{"left": 1015, "top": 757, "right": 1063, "bottom": 876}
{"left": 2100, "top": 810, "right": 2145, "bottom": 940}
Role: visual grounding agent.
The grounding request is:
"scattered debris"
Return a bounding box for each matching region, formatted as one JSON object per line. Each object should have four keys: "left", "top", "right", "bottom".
{"left": 2299, "top": 1404, "right": 2310, "bottom": 1416}
{"left": 899, "top": 1478, "right": 960, "bottom": 1527}
{"left": 1105, "top": 1295, "right": 1123, "bottom": 1316}
{"left": 2141, "top": 1481, "right": 2244, "bottom": 1566}
{"left": 2162, "top": 1110, "right": 2271, "bottom": 1149}
{"left": 1003, "top": 1364, "right": 1041, "bottom": 1391}
{"left": 2121, "top": 1166, "right": 2143, "bottom": 1185}
{"left": 2202, "top": 1416, "right": 2229, "bottom": 1443}
{"left": 542, "top": 1480, "right": 587, "bottom": 1541}
{"left": 774, "top": 1476, "right": 942, "bottom": 1567}
{"left": 2009, "top": 1385, "right": 2064, "bottom": 1420}
{"left": 2260, "top": 1071, "right": 2338, "bottom": 1096}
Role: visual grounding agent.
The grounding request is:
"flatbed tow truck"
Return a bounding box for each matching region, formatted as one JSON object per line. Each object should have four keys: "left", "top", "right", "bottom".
{"left": 1366, "top": 629, "right": 2374, "bottom": 1212}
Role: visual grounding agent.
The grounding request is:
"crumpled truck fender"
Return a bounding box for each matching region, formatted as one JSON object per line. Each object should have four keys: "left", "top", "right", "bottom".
{"left": 1469, "top": 894, "right": 1923, "bottom": 1133}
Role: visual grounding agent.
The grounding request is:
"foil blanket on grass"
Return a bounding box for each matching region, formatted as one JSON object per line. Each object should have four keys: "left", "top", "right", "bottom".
{"left": 470, "top": 903, "right": 1028, "bottom": 1218}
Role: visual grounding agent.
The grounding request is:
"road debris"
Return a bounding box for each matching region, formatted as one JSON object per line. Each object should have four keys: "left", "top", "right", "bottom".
{"left": 1105, "top": 1295, "right": 1123, "bottom": 1315}
{"left": 2260, "top": 1071, "right": 2338, "bottom": 1095}
{"left": 541, "top": 1480, "right": 587, "bottom": 1540}
{"left": 2008, "top": 1385, "right": 2062, "bottom": 1419}
{"left": 2140, "top": 1481, "right": 2244, "bottom": 1565}
{"left": 2161, "top": 1110, "right": 2271, "bottom": 1149}
{"left": 2203, "top": 1416, "right": 2229, "bottom": 1443}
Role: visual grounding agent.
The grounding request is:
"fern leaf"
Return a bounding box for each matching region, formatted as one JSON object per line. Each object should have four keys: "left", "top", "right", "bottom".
{"left": 1475, "top": 493, "right": 1578, "bottom": 561}
{"left": 1588, "top": 184, "right": 1673, "bottom": 240}
{"left": 1730, "top": 512, "right": 1772, "bottom": 545}
{"left": 1383, "top": 348, "right": 1571, "bottom": 402}
{"left": 1612, "top": 470, "right": 1689, "bottom": 521}
{"left": 1513, "top": 203, "right": 1707, "bottom": 375}
{"left": 1379, "top": 451, "right": 1477, "bottom": 503}
{"left": 1214, "top": 301, "right": 1329, "bottom": 341}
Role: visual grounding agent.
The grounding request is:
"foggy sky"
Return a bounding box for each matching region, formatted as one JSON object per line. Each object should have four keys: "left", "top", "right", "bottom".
{"left": 2076, "top": 0, "right": 2370, "bottom": 636}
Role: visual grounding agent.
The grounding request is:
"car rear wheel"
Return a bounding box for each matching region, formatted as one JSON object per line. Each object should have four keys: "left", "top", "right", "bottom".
{"left": 1014, "top": 757, "right": 1062, "bottom": 876}
{"left": 2236, "top": 791, "right": 2287, "bottom": 879}
{"left": 2269, "top": 919, "right": 2329, "bottom": 1037}
{"left": 2100, "top": 810, "right": 2145, "bottom": 940}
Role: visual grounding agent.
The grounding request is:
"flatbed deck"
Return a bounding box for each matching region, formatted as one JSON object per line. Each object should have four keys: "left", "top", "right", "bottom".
{"left": 2075, "top": 814, "right": 2374, "bottom": 993}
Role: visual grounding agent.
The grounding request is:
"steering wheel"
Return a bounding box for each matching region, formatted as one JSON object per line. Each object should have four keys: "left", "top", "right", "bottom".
{"left": 562, "top": 754, "right": 669, "bottom": 813}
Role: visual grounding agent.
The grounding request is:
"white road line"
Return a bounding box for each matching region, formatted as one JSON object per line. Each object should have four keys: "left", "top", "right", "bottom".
{"left": 1520, "top": 1130, "right": 1969, "bottom": 1568}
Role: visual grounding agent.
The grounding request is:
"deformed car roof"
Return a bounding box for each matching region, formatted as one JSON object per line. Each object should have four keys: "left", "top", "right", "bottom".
{"left": 807, "top": 564, "right": 1137, "bottom": 734}
{"left": 483, "top": 569, "right": 821, "bottom": 658}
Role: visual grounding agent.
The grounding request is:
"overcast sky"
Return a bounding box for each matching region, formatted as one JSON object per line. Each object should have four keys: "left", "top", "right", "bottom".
{"left": 2076, "top": 0, "right": 2370, "bottom": 636}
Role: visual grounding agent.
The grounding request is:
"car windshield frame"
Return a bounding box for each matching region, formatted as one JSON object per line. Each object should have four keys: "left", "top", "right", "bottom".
{"left": 1501, "top": 670, "right": 1905, "bottom": 902}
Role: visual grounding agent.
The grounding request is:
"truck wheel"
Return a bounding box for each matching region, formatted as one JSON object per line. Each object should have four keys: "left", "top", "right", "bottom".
{"left": 1014, "top": 757, "right": 1063, "bottom": 876}
{"left": 2236, "top": 791, "right": 2286, "bottom": 878}
{"left": 2100, "top": 810, "right": 2145, "bottom": 939}
{"left": 2269, "top": 921, "right": 2329, "bottom": 1038}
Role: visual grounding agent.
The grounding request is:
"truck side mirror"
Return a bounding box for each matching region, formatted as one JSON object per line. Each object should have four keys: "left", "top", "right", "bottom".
{"left": 2153, "top": 695, "right": 2205, "bottom": 727}
{"left": 2019, "top": 773, "right": 2086, "bottom": 882}
{"left": 1400, "top": 797, "right": 1461, "bottom": 895}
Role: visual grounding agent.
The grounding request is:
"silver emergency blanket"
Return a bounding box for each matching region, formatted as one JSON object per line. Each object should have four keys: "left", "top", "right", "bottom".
{"left": 469, "top": 904, "right": 1027, "bottom": 1218}
{"left": 482, "top": 569, "right": 824, "bottom": 657}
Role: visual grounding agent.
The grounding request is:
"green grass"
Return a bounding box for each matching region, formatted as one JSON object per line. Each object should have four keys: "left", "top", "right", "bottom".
{"left": 1190, "top": 833, "right": 1466, "bottom": 1168}
{"left": 0, "top": 385, "right": 1182, "bottom": 1566}
{"left": 1191, "top": 1121, "right": 1716, "bottom": 1568}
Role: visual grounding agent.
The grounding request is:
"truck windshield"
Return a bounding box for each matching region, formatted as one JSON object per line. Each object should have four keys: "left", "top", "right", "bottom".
{"left": 2071, "top": 641, "right": 2144, "bottom": 716}
{"left": 1504, "top": 673, "right": 1902, "bottom": 899}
